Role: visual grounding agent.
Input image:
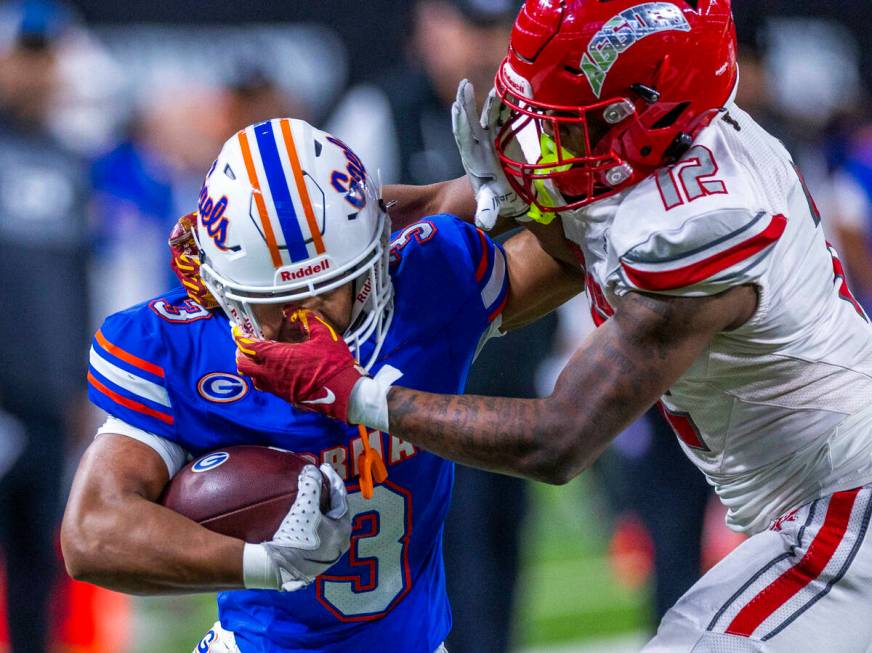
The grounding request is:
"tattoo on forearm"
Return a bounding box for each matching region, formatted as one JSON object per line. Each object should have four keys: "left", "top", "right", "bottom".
{"left": 387, "top": 290, "right": 732, "bottom": 481}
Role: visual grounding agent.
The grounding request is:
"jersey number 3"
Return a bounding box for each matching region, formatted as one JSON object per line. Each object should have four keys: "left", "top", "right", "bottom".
{"left": 316, "top": 483, "right": 412, "bottom": 621}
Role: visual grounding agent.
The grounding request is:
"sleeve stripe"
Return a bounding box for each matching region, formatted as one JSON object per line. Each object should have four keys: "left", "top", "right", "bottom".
{"left": 88, "top": 371, "right": 174, "bottom": 425}
{"left": 95, "top": 329, "right": 165, "bottom": 378}
{"left": 487, "top": 291, "right": 509, "bottom": 323}
{"left": 621, "top": 214, "right": 786, "bottom": 291}
{"left": 89, "top": 346, "right": 171, "bottom": 408}
{"left": 481, "top": 246, "right": 507, "bottom": 309}
{"left": 474, "top": 228, "right": 490, "bottom": 283}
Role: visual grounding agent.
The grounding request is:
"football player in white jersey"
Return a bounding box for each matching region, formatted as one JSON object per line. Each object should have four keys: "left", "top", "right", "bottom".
{"left": 232, "top": 1, "right": 872, "bottom": 650}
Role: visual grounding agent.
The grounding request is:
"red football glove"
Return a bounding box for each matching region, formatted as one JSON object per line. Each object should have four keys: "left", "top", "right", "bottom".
{"left": 168, "top": 212, "right": 219, "bottom": 310}
{"left": 234, "top": 310, "right": 366, "bottom": 423}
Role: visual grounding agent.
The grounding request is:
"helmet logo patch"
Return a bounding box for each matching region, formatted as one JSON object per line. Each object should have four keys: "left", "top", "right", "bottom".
{"left": 327, "top": 135, "right": 368, "bottom": 211}
{"left": 580, "top": 3, "right": 690, "bottom": 98}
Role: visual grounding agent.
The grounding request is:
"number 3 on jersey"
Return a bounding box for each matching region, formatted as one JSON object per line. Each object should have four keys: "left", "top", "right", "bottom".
{"left": 316, "top": 483, "right": 412, "bottom": 621}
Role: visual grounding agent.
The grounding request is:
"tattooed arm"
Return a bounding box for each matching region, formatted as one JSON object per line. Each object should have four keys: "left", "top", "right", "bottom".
{"left": 386, "top": 286, "right": 757, "bottom": 484}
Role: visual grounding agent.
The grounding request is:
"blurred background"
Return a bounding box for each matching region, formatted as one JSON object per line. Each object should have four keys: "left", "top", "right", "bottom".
{"left": 2, "top": 0, "right": 872, "bottom": 651}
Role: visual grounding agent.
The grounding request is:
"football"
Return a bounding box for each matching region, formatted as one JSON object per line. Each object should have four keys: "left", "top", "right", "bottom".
{"left": 159, "top": 445, "right": 330, "bottom": 543}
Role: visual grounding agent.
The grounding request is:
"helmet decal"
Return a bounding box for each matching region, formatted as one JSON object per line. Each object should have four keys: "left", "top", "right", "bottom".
{"left": 252, "top": 120, "right": 323, "bottom": 263}
{"left": 581, "top": 3, "right": 691, "bottom": 97}
{"left": 234, "top": 120, "right": 327, "bottom": 268}
{"left": 198, "top": 187, "right": 232, "bottom": 251}
{"left": 327, "top": 135, "right": 369, "bottom": 211}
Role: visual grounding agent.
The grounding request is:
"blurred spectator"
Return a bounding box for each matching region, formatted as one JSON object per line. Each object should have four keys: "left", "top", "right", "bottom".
{"left": 328, "top": 0, "right": 515, "bottom": 185}
{"left": 831, "top": 131, "right": 872, "bottom": 310}
{"left": 0, "top": 2, "right": 91, "bottom": 650}
{"left": 595, "top": 413, "right": 712, "bottom": 624}
{"left": 225, "top": 61, "right": 309, "bottom": 131}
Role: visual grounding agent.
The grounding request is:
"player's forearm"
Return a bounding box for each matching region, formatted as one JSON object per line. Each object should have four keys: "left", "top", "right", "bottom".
{"left": 385, "top": 292, "right": 726, "bottom": 483}
{"left": 384, "top": 177, "right": 475, "bottom": 230}
{"left": 62, "top": 492, "right": 245, "bottom": 595}
{"left": 387, "top": 389, "right": 586, "bottom": 483}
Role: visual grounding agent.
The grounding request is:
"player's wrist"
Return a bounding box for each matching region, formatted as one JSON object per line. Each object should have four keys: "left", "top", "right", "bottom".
{"left": 242, "top": 542, "right": 281, "bottom": 590}
{"left": 348, "top": 376, "right": 388, "bottom": 432}
{"left": 348, "top": 365, "right": 403, "bottom": 432}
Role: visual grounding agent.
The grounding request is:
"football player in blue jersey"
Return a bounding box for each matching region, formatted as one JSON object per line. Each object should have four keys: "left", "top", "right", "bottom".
{"left": 61, "top": 118, "right": 580, "bottom": 653}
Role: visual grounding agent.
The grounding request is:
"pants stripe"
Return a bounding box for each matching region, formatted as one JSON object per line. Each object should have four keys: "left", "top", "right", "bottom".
{"left": 706, "top": 500, "right": 818, "bottom": 632}
{"left": 725, "top": 488, "right": 860, "bottom": 637}
{"left": 762, "top": 490, "right": 872, "bottom": 640}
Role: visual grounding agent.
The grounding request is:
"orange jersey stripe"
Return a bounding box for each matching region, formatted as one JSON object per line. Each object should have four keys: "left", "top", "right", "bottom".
{"left": 95, "top": 330, "right": 165, "bottom": 378}
{"left": 279, "top": 119, "right": 325, "bottom": 255}
{"left": 87, "top": 371, "right": 174, "bottom": 425}
{"left": 238, "top": 129, "right": 283, "bottom": 268}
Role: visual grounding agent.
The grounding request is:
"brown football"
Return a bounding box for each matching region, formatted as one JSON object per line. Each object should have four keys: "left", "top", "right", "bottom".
{"left": 159, "top": 445, "right": 330, "bottom": 543}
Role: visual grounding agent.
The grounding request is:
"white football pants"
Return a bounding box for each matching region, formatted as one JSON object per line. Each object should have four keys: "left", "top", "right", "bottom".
{"left": 644, "top": 485, "right": 872, "bottom": 652}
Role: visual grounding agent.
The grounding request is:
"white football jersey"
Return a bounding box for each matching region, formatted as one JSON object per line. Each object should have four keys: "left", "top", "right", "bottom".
{"left": 560, "top": 105, "right": 872, "bottom": 534}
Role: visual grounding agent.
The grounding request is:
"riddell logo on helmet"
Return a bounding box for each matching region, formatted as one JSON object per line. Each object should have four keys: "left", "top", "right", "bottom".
{"left": 580, "top": 3, "right": 690, "bottom": 98}
{"left": 280, "top": 260, "right": 331, "bottom": 282}
{"left": 501, "top": 62, "right": 533, "bottom": 99}
{"left": 355, "top": 277, "right": 372, "bottom": 304}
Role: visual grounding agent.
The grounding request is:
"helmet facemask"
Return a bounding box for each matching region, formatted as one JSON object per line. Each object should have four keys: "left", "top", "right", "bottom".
{"left": 344, "top": 217, "right": 394, "bottom": 369}
{"left": 495, "top": 72, "right": 642, "bottom": 215}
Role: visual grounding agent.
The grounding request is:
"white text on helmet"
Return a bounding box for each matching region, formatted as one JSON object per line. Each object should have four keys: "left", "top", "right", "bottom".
{"left": 280, "top": 259, "right": 332, "bottom": 282}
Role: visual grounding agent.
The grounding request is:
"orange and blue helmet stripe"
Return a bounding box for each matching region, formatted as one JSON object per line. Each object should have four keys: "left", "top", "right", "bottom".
{"left": 234, "top": 119, "right": 327, "bottom": 269}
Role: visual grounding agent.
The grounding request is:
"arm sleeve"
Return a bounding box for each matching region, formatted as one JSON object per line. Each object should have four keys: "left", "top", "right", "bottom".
{"left": 96, "top": 416, "right": 189, "bottom": 477}
{"left": 608, "top": 209, "right": 787, "bottom": 297}
{"left": 87, "top": 309, "right": 178, "bottom": 439}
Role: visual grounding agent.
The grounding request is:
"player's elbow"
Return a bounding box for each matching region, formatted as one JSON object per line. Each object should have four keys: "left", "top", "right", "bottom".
{"left": 521, "top": 409, "right": 590, "bottom": 485}
{"left": 61, "top": 513, "right": 94, "bottom": 582}
{"left": 60, "top": 521, "right": 90, "bottom": 582}
{"left": 60, "top": 504, "right": 113, "bottom": 584}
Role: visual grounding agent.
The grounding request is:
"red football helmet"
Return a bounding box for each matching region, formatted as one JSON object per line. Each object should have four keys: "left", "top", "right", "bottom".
{"left": 495, "top": 0, "right": 737, "bottom": 213}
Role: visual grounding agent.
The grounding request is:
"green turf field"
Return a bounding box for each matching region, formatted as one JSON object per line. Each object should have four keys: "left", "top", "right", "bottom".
{"left": 516, "top": 475, "right": 649, "bottom": 648}
{"left": 130, "top": 474, "right": 650, "bottom": 652}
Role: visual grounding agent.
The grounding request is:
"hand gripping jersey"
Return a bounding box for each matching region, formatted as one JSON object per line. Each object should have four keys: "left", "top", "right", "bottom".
{"left": 87, "top": 216, "right": 508, "bottom": 653}
{"left": 561, "top": 105, "right": 872, "bottom": 535}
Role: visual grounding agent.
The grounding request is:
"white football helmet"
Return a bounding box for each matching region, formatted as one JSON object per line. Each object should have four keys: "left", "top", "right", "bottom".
{"left": 195, "top": 118, "right": 393, "bottom": 371}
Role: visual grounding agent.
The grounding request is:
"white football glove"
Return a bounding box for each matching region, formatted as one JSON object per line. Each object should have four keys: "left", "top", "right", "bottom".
{"left": 452, "top": 79, "right": 529, "bottom": 230}
{"left": 243, "top": 463, "right": 351, "bottom": 592}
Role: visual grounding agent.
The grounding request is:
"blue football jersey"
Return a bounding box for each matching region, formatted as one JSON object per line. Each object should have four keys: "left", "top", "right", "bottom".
{"left": 87, "top": 215, "right": 508, "bottom": 653}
